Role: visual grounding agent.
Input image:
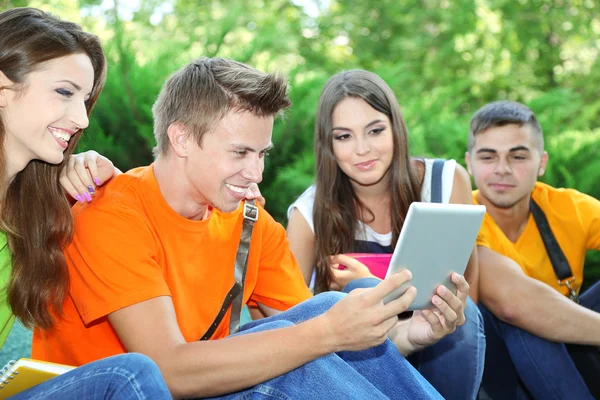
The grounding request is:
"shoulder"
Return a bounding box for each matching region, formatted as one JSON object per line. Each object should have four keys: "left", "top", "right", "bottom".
{"left": 418, "top": 158, "right": 459, "bottom": 203}
{"left": 71, "top": 166, "right": 151, "bottom": 230}
{"left": 286, "top": 185, "right": 316, "bottom": 233}
{"left": 533, "top": 182, "right": 598, "bottom": 209}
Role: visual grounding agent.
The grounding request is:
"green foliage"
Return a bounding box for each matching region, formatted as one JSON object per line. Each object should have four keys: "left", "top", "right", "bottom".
{"left": 21, "top": 0, "right": 600, "bottom": 283}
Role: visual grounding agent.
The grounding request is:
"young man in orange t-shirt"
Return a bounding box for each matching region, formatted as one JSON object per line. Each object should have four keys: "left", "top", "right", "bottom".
{"left": 464, "top": 100, "right": 600, "bottom": 399}
{"left": 32, "top": 58, "right": 469, "bottom": 399}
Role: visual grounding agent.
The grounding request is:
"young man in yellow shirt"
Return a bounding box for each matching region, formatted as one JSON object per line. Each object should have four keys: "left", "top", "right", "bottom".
{"left": 465, "top": 100, "right": 600, "bottom": 399}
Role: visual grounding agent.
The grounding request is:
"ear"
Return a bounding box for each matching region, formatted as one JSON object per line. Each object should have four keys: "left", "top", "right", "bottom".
{"left": 0, "top": 70, "right": 14, "bottom": 108}
{"left": 538, "top": 151, "right": 548, "bottom": 177}
{"left": 167, "top": 123, "right": 190, "bottom": 158}
{"left": 464, "top": 151, "right": 473, "bottom": 176}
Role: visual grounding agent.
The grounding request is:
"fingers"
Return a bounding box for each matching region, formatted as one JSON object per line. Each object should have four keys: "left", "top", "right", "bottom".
{"left": 59, "top": 173, "right": 81, "bottom": 202}
{"left": 329, "top": 255, "right": 374, "bottom": 280}
{"left": 60, "top": 151, "right": 105, "bottom": 203}
{"left": 432, "top": 284, "right": 464, "bottom": 329}
{"left": 384, "top": 285, "right": 417, "bottom": 317}
{"left": 451, "top": 272, "right": 470, "bottom": 303}
{"left": 420, "top": 309, "right": 445, "bottom": 338}
{"left": 363, "top": 269, "right": 413, "bottom": 306}
{"left": 84, "top": 151, "right": 102, "bottom": 186}
{"left": 245, "top": 183, "right": 266, "bottom": 207}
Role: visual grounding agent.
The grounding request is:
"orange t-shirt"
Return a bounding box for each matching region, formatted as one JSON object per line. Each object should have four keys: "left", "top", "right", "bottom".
{"left": 32, "top": 165, "right": 312, "bottom": 366}
{"left": 474, "top": 182, "right": 600, "bottom": 296}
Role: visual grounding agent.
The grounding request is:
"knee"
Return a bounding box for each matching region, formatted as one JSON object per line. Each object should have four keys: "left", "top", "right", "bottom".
{"left": 465, "top": 297, "right": 484, "bottom": 330}
{"left": 110, "top": 353, "right": 163, "bottom": 376}
{"left": 311, "top": 291, "right": 345, "bottom": 308}
{"left": 259, "top": 320, "right": 295, "bottom": 330}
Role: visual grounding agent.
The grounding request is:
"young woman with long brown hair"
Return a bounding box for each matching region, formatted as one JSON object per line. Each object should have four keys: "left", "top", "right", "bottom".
{"left": 286, "top": 70, "right": 485, "bottom": 399}
{"left": 0, "top": 7, "right": 170, "bottom": 398}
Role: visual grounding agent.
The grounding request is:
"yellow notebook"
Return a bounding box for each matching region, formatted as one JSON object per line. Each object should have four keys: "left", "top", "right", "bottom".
{"left": 0, "top": 358, "right": 75, "bottom": 398}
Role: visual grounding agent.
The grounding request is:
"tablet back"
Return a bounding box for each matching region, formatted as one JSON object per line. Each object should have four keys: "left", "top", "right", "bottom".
{"left": 384, "top": 202, "right": 485, "bottom": 309}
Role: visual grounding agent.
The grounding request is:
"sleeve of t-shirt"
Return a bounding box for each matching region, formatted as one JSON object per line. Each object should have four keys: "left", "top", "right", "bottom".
{"left": 573, "top": 190, "right": 600, "bottom": 250}
{"left": 286, "top": 185, "right": 316, "bottom": 233}
{"left": 67, "top": 203, "right": 170, "bottom": 325}
{"left": 249, "top": 211, "right": 312, "bottom": 311}
{"left": 476, "top": 219, "right": 492, "bottom": 249}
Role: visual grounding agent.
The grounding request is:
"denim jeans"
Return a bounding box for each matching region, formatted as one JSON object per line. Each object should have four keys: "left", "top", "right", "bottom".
{"left": 479, "top": 280, "right": 600, "bottom": 400}
{"left": 207, "top": 292, "right": 442, "bottom": 400}
{"left": 10, "top": 353, "right": 171, "bottom": 399}
{"left": 344, "top": 277, "right": 485, "bottom": 400}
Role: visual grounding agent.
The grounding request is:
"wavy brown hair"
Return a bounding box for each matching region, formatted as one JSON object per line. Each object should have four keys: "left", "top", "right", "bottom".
{"left": 312, "top": 70, "right": 422, "bottom": 294}
{"left": 0, "top": 8, "right": 107, "bottom": 328}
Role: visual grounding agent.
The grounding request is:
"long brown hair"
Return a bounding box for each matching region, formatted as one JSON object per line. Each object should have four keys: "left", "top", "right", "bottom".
{"left": 312, "top": 70, "right": 422, "bottom": 294}
{"left": 0, "top": 8, "right": 107, "bottom": 328}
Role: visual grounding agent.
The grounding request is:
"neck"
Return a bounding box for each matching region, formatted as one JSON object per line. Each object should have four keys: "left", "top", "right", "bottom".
{"left": 478, "top": 192, "right": 531, "bottom": 242}
{"left": 3, "top": 138, "right": 34, "bottom": 187}
{"left": 153, "top": 154, "right": 210, "bottom": 221}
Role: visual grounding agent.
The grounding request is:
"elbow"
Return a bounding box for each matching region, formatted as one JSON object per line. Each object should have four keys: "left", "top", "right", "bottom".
{"left": 482, "top": 293, "right": 524, "bottom": 326}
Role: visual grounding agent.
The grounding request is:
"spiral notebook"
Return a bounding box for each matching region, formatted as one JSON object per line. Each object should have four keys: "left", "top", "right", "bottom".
{"left": 0, "top": 358, "right": 75, "bottom": 398}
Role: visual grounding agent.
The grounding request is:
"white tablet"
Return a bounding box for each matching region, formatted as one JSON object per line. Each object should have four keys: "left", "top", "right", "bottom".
{"left": 383, "top": 202, "right": 486, "bottom": 309}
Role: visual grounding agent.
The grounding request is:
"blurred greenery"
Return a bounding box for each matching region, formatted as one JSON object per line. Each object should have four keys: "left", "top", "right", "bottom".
{"left": 1, "top": 0, "right": 598, "bottom": 287}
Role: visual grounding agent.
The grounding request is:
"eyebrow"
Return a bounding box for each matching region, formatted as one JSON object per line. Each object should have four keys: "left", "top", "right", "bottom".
{"left": 332, "top": 119, "right": 386, "bottom": 131}
{"left": 232, "top": 143, "right": 274, "bottom": 153}
{"left": 56, "top": 80, "right": 83, "bottom": 91}
{"left": 476, "top": 145, "right": 531, "bottom": 154}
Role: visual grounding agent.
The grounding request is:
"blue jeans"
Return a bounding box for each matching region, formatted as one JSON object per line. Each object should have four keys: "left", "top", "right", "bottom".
{"left": 479, "top": 280, "right": 600, "bottom": 400}
{"left": 10, "top": 353, "right": 170, "bottom": 399}
{"left": 344, "top": 277, "right": 485, "bottom": 400}
{"left": 208, "top": 292, "right": 442, "bottom": 400}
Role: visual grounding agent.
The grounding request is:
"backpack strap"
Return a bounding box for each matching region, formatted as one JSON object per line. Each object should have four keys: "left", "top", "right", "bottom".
{"left": 430, "top": 159, "right": 445, "bottom": 203}
{"left": 199, "top": 199, "right": 258, "bottom": 340}
{"left": 529, "top": 198, "right": 579, "bottom": 302}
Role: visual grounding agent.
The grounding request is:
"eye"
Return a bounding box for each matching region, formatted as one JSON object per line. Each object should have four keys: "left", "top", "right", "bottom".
{"left": 56, "top": 88, "right": 74, "bottom": 97}
{"left": 369, "top": 128, "right": 384, "bottom": 135}
{"left": 333, "top": 133, "right": 351, "bottom": 141}
{"left": 512, "top": 155, "right": 527, "bottom": 160}
{"left": 233, "top": 150, "right": 247, "bottom": 157}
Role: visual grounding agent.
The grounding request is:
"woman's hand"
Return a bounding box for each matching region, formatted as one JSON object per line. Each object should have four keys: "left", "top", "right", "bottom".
{"left": 60, "top": 150, "right": 120, "bottom": 202}
{"left": 329, "top": 254, "right": 375, "bottom": 291}
{"left": 244, "top": 183, "right": 266, "bottom": 207}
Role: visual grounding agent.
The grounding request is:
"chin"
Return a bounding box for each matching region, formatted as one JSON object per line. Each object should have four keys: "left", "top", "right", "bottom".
{"left": 40, "top": 153, "right": 65, "bottom": 165}
{"left": 218, "top": 201, "right": 242, "bottom": 214}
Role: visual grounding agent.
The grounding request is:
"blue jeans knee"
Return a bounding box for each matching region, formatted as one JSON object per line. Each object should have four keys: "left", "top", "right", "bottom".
{"left": 11, "top": 353, "right": 170, "bottom": 400}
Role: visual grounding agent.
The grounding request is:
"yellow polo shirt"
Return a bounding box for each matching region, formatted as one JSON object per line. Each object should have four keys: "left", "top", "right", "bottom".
{"left": 474, "top": 182, "right": 600, "bottom": 296}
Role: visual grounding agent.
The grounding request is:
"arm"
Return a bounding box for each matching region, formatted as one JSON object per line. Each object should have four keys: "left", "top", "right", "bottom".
{"left": 478, "top": 246, "right": 600, "bottom": 345}
{"left": 286, "top": 208, "right": 317, "bottom": 286}
{"left": 108, "top": 271, "right": 419, "bottom": 399}
{"left": 449, "top": 163, "right": 479, "bottom": 303}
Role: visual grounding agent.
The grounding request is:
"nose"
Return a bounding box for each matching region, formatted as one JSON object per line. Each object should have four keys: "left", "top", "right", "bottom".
{"left": 493, "top": 158, "right": 512, "bottom": 175}
{"left": 241, "top": 155, "right": 264, "bottom": 184}
{"left": 355, "top": 137, "right": 371, "bottom": 156}
{"left": 70, "top": 100, "right": 90, "bottom": 131}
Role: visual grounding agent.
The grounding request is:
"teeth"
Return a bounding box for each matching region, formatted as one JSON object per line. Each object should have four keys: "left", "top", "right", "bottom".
{"left": 49, "top": 128, "right": 71, "bottom": 142}
{"left": 225, "top": 183, "right": 247, "bottom": 194}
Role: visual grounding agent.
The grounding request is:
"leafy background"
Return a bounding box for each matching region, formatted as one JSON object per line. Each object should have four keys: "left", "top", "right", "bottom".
{"left": 1, "top": 0, "right": 598, "bottom": 360}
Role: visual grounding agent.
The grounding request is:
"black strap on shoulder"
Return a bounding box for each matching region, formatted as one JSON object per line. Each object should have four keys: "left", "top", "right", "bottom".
{"left": 199, "top": 199, "right": 258, "bottom": 340}
{"left": 430, "top": 159, "right": 444, "bottom": 203}
{"left": 530, "top": 198, "right": 579, "bottom": 302}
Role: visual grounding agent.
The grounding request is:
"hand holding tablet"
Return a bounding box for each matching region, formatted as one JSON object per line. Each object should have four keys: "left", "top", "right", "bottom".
{"left": 342, "top": 202, "right": 485, "bottom": 310}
